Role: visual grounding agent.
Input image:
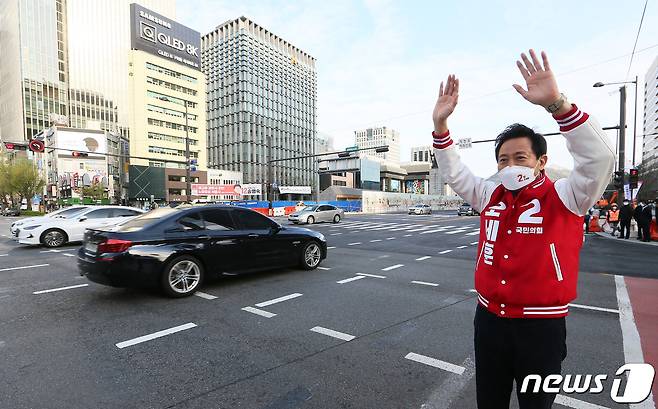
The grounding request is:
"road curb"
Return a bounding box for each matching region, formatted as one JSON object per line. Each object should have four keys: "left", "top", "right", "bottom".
{"left": 594, "top": 232, "right": 658, "bottom": 247}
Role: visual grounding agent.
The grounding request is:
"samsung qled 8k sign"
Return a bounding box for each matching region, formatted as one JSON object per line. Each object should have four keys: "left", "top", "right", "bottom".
{"left": 130, "top": 3, "right": 201, "bottom": 70}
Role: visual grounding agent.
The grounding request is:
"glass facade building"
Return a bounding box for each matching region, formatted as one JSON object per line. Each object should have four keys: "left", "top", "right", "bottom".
{"left": 202, "top": 16, "right": 318, "bottom": 200}
{"left": 0, "top": 0, "right": 175, "bottom": 143}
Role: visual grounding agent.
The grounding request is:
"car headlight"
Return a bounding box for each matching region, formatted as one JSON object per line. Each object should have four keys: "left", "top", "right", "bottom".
{"left": 23, "top": 225, "right": 41, "bottom": 230}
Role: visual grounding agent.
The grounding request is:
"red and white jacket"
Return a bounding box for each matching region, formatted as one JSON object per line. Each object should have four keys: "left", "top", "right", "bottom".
{"left": 433, "top": 105, "right": 615, "bottom": 318}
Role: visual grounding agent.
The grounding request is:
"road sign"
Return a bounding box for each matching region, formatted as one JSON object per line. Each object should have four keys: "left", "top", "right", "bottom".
{"left": 345, "top": 146, "right": 358, "bottom": 152}
{"left": 457, "top": 138, "right": 472, "bottom": 149}
{"left": 28, "top": 139, "right": 45, "bottom": 153}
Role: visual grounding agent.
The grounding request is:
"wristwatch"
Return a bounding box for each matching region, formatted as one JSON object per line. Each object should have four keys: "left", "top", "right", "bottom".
{"left": 545, "top": 93, "right": 568, "bottom": 113}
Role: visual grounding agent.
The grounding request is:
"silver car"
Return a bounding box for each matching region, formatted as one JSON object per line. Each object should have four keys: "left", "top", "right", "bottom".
{"left": 408, "top": 203, "right": 432, "bottom": 215}
{"left": 288, "top": 204, "right": 344, "bottom": 224}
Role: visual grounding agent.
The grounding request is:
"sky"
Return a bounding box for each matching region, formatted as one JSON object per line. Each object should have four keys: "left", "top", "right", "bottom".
{"left": 177, "top": 0, "right": 658, "bottom": 177}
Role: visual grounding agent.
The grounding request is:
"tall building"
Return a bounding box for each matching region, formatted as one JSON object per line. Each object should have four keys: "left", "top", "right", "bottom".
{"left": 411, "top": 145, "right": 433, "bottom": 163}
{"left": 354, "top": 126, "right": 400, "bottom": 164}
{"left": 202, "top": 16, "right": 318, "bottom": 200}
{"left": 0, "top": 0, "right": 175, "bottom": 144}
{"left": 642, "top": 56, "right": 658, "bottom": 168}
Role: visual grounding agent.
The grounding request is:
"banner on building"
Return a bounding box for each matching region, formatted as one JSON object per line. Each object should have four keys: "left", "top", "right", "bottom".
{"left": 56, "top": 129, "right": 107, "bottom": 156}
{"left": 278, "top": 186, "right": 312, "bottom": 195}
{"left": 192, "top": 184, "right": 242, "bottom": 196}
{"left": 241, "top": 183, "right": 262, "bottom": 196}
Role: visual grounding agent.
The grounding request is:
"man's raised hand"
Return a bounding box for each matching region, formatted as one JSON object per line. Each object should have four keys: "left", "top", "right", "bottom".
{"left": 433, "top": 74, "right": 459, "bottom": 133}
{"left": 513, "top": 49, "right": 561, "bottom": 108}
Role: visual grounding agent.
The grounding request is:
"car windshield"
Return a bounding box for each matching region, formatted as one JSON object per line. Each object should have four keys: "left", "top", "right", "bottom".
{"left": 52, "top": 207, "right": 87, "bottom": 218}
{"left": 116, "top": 208, "right": 178, "bottom": 232}
{"left": 303, "top": 205, "right": 319, "bottom": 211}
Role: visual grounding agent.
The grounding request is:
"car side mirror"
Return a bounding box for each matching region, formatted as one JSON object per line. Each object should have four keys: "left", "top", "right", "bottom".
{"left": 79, "top": 216, "right": 88, "bottom": 222}
{"left": 270, "top": 224, "right": 282, "bottom": 234}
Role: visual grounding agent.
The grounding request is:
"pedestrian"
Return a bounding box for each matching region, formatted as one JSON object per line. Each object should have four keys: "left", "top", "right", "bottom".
{"left": 633, "top": 201, "right": 644, "bottom": 240}
{"left": 641, "top": 200, "right": 654, "bottom": 242}
{"left": 619, "top": 199, "right": 632, "bottom": 239}
{"left": 432, "top": 50, "right": 614, "bottom": 408}
{"left": 608, "top": 203, "right": 620, "bottom": 236}
{"left": 584, "top": 208, "right": 592, "bottom": 234}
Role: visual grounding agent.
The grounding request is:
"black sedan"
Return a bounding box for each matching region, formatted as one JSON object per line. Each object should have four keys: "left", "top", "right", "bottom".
{"left": 78, "top": 205, "right": 327, "bottom": 297}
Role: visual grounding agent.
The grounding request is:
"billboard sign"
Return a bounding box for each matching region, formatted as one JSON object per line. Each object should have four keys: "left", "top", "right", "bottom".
{"left": 130, "top": 3, "right": 201, "bottom": 70}
{"left": 278, "top": 186, "right": 312, "bottom": 195}
{"left": 191, "top": 184, "right": 242, "bottom": 196}
{"left": 241, "top": 183, "right": 262, "bottom": 196}
{"left": 56, "top": 129, "right": 107, "bottom": 157}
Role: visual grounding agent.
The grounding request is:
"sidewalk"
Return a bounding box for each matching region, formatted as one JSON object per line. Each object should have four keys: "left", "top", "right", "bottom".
{"left": 594, "top": 232, "right": 658, "bottom": 247}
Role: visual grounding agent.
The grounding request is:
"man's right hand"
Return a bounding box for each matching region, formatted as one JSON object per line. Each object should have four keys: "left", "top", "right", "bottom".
{"left": 432, "top": 74, "right": 459, "bottom": 134}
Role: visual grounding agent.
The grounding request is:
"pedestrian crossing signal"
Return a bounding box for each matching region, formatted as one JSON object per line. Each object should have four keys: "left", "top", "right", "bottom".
{"left": 613, "top": 171, "right": 624, "bottom": 188}
{"left": 629, "top": 168, "right": 638, "bottom": 189}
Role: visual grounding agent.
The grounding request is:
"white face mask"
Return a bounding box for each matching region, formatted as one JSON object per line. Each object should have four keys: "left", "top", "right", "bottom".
{"left": 498, "top": 165, "right": 538, "bottom": 191}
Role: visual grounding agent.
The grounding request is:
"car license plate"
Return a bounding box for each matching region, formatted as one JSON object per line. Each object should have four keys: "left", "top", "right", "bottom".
{"left": 84, "top": 242, "right": 97, "bottom": 253}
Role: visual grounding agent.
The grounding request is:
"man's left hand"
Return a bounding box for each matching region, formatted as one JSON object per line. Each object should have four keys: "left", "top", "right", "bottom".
{"left": 513, "top": 49, "right": 561, "bottom": 108}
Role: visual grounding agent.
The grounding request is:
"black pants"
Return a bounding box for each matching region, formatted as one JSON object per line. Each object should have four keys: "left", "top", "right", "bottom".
{"left": 619, "top": 219, "right": 631, "bottom": 239}
{"left": 474, "top": 305, "right": 567, "bottom": 409}
{"left": 639, "top": 222, "right": 651, "bottom": 242}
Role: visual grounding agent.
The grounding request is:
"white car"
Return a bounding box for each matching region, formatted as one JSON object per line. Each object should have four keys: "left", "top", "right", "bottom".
{"left": 16, "top": 206, "right": 144, "bottom": 247}
{"left": 408, "top": 203, "right": 432, "bottom": 215}
{"left": 10, "top": 206, "right": 88, "bottom": 239}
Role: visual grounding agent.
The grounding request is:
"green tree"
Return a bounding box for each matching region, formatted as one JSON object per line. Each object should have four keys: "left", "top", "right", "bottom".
{"left": 81, "top": 182, "right": 106, "bottom": 202}
{"left": 9, "top": 157, "right": 45, "bottom": 210}
{"left": 0, "top": 154, "right": 13, "bottom": 207}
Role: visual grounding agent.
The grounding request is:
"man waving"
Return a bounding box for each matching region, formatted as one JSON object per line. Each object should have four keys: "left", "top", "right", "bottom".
{"left": 432, "top": 50, "right": 615, "bottom": 408}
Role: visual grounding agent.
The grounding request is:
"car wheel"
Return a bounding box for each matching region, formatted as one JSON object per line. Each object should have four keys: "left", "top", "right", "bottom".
{"left": 333, "top": 214, "right": 341, "bottom": 223}
{"left": 41, "top": 229, "right": 67, "bottom": 247}
{"left": 307, "top": 215, "right": 315, "bottom": 224}
{"left": 161, "top": 256, "right": 204, "bottom": 298}
{"left": 300, "top": 241, "right": 322, "bottom": 270}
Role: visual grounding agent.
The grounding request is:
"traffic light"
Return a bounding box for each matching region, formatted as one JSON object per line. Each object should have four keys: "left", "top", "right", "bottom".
{"left": 189, "top": 158, "right": 197, "bottom": 172}
{"left": 72, "top": 151, "right": 88, "bottom": 157}
{"left": 613, "top": 170, "right": 624, "bottom": 188}
{"left": 3, "top": 142, "right": 28, "bottom": 151}
{"left": 629, "top": 168, "right": 639, "bottom": 189}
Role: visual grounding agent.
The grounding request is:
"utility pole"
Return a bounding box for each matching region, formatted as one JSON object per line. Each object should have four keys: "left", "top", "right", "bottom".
{"left": 632, "top": 75, "right": 638, "bottom": 166}
{"left": 184, "top": 101, "right": 191, "bottom": 203}
{"left": 267, "top": 134, "right": 274, "bottom": 209}
{"left": 618, "top": 85, "right": 626, "bottom": 206}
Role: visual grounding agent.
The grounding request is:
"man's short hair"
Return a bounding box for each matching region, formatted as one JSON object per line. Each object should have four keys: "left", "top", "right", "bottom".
{"left": 494, "top": 123, "right": 547, "bottom": 160}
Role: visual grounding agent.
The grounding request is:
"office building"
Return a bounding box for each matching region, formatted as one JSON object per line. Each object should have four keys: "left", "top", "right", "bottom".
{"left": 354, "top": 126, "right": 400, "bottom": 164}
{"left": 642, "top": 56, "right": 658, "bottom": 168}
{"left": 202, "top": 16, "right": 318, "bottom": 201}
{"left": 411, "top": 145, "right": 433, "bottom": 163}
{"left": 0, "top": 0, "right": 175, "bottom": 144}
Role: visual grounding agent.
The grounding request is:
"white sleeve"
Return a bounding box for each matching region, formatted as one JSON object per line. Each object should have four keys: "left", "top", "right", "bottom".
{"left": 553, "top": 106, "right": 616, "bottom": 216}
{"left": 433, "top": 131, "right": 497, "bottom": 212}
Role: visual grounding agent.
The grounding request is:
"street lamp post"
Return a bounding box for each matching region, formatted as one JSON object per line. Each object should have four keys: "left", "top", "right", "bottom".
{"left": 594, "top": 78, "right": 638, "bottom": 203}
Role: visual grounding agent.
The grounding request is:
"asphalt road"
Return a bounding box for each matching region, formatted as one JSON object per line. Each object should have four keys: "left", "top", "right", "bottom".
{"left": 0, "top": 211, "right": 656, "bottom": 409}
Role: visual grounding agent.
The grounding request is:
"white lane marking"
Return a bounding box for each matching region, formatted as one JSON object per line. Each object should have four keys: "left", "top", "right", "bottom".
{"left": 386, "top": 237, "right": 396, "bottom": 240}
{"left": 420, "top": 229, "right": 446, "bottom": 234}
{"left": 615, "top": 274, "right": 656, "bottom": 408}
{"left": 356, "top": 273, "right": 386, "bottom": 279}
{"left": 416, "top": 256, "right": 431, "bottom": 261}
{"left": 32, "top": 284, "right": 88, "bottom": 294}
{"left": 389, "top": 225, "right": 418, "bottom": 231}
{"left": 405, "top": 352, "right": 465, "bottom": 375}
{"left": 445, "top": 229, "right": 469, "bottom": 235}
{"left": 369, "top": 239, "right": 382, "bottom": 242}
{"left": 0, "top": 254, "right": 8, "bottom": 257}
{"left": 62, "top": 253, "right": 75, "bottom": 257}
{"left": 0, "top": 263, "right": 49, "bottom": 272}
{"left": 456, "top": 245, "right": 468, "bottom": 249}
{"left": 194, "top": 292, "right": 218, "bottom": 300}
{"left": 468, "top": 289, "right": 478, "bottom": 293}
{"left": 465, "top": 231, "right": 480, "bottom": 236}
{"left": 115, "top": 323, "right": 197, "bottom": 349}
{"left": 330, "top": 233, "right": 342, "bottom": 236}
{"left": 407, "top": 227, "right": 432, "bottom": 232}
{"left": 470, "top": 241, "right": 479, "bottom": 245}
{"left": 439, "top": 250, "right": 452, "bottom": 254}
{"left": 39, "top": 249, "right": 62, "bottom": 253}
{"left": 411, "top": 281, "right": 439, "bottom": 287}
{"left": 255, "top": 293, "right": 303, "bottom": 308}
{"left": 310, "top": 326, "right": 355, "bottom": 341}
{"left": 372, "top": 223, "right": 409, "bottom": 230}
{"left": 404, "top": 234, "right": 413, "bottom": 237}
{"left": 568, "top": 303, "right": 619, "bottom": 314}
{"left": 337, "top": 276, "right": 366, "bottom": 284}
{"left": 327, "top": 246, "right": 336, "bottom": 249}
{"left": 241, "top": 306, "right": 276, "bottom": 318}
{"left": 347, "top": 242, "right": 361, "bottom": 246}
{"left": 381, "top": 264, "right": 404, "bottom": 271}
{"left": 554, "top": 394, "right": 610, "bottom": 409}
{"left": 317, "top": 266, "right": 331, "bottom": 270}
